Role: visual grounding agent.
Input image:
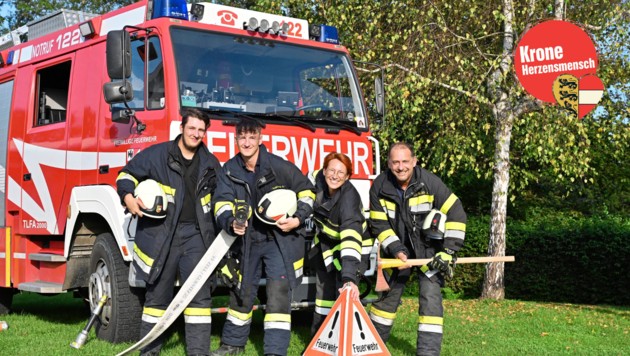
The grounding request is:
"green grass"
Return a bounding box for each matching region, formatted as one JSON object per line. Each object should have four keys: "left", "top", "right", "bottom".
{"left": 1, "top": 293, "right": 628, "bottom": 355}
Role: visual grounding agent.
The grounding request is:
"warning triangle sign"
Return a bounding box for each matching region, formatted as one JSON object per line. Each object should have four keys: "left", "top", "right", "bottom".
{"left": 304, "top": 287, "right": 390, "bottom": 356}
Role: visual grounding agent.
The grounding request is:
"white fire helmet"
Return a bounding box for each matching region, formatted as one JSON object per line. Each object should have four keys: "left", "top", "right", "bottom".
{"left": 422, "top": 209, "right": 446, "bottom": 240}
{"left": 255, "top": 189, "right": 297, "bottom": 225}
{"left": 134, "top": 179, "right": 168, "bottom": 219}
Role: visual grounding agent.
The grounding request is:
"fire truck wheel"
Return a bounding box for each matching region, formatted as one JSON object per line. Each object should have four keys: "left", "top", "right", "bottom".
{"left": 89, "top": 232, "right": 143, "bottom": 343}
{"left": 0, "top": 288, "right": 14, "bottom": 315}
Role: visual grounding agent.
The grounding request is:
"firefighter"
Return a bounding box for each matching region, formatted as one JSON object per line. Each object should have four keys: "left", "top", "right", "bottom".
{"left": 116, "top": 108, "right": 221, "bottom": 356}
{"left": 308, "top": 152, "right": 373, "bottom": 336}
{"left": 368, "top": 142, "right": 466, "bottom": 356}
{"left": 211, "top": 119, "right": 315, "bottom": 356}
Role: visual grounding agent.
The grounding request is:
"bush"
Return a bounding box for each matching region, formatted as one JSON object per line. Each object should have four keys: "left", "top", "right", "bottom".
{"left": 400, "top": 212, "right": 630, "bottom": 305}
{"left": 505, "top": 210, "right": 630, "bottom": 305}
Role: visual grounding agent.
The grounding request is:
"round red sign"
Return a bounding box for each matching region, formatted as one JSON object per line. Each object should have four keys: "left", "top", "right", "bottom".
{"left": 514, "top": 20, "right": 598, "bottom": 103}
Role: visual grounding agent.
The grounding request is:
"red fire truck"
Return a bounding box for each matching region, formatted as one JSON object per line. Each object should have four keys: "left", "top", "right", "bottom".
{"left": 0, "top": 0, "right": 383, "bottom": 342}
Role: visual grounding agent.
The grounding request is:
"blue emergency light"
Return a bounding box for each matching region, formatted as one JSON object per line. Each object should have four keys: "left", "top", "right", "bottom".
{"left": 152, "top": 0, "right": 188, "bottom": 20}
{"left": 309, "top": 24, "right": 339, "bottom": 44}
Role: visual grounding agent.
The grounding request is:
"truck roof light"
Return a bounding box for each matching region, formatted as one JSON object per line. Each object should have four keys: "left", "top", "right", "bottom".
{"left": 309, "top": 24, "right": 339, "bottom": 44}
{"left": 7, "top": 50, "right": 14, "bottom": 65}
{"left": 245, "top": 17, "right": 259, "bottom": 32}
{"left": 79, "top": 20, "right": 96, "bottom": 38}
{"left": 259, "top": 19, "right": 270, "bottom": 33}
{"left": 190, "top": 3, "right": 204, "bottom": 21}
{"left": 151, "top": 0, "right": 188, "bottom": 21}
{"left": 269, "top": 21, "right": 281, "bottom": 35}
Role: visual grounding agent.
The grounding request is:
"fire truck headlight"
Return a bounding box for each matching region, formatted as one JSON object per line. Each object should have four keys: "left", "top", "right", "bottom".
{"left": 246, "top": 17, "right": 259, "bottom": 31}
{"left": 259, "top": 19, "right": 270, "bottom": 33}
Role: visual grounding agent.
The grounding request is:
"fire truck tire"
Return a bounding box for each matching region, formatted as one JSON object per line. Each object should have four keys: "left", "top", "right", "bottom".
{"left": 0, "top": 288, "right": 14, "bottom": 315}
{"left": 90, "top": 232, "right": 143, "bottom": 343}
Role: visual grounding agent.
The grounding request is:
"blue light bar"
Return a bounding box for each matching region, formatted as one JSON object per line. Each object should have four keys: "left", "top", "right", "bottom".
{"left": 152, "top": 0, "right": 188, "bottom": 20}
{"left": 319, "top": 25, "right": 339, "bottom": 44}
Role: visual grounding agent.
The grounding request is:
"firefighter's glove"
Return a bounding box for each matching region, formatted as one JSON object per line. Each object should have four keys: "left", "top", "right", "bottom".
{"left": 428, "top": 250, "right": 455, "bottom": 279}
{"left": 218, "top": 257, "right": 241, "bottom": 289}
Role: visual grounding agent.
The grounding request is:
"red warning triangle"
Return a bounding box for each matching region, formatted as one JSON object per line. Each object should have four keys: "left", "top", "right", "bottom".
{"left": 304, "top": 287, "right": 390, "bottom": 356}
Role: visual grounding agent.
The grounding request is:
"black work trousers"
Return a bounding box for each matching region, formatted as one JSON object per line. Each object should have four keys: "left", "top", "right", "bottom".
{"left": 140, "top": 222, "right": 212, "bottom": 355}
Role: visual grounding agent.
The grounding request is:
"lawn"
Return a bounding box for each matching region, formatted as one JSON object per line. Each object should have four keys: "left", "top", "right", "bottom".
{"left": 0, "top": 292, "right": 628, "bottom": 355}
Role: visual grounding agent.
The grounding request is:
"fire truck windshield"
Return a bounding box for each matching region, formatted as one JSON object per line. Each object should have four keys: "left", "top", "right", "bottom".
{"left": 171, "top": 28, "right": 368, "bottom": 130}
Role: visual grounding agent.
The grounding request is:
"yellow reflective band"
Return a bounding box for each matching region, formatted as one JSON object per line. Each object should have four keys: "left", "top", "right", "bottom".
{"left": 377, "top": 229, "right": 396, "bottom": 243}
{"left": 200, "top": 193, "right": 211, "bottom": 206}
{"left": 370, "top": 210, "right": 388, "bottom": 220}
{"left": 184, "top": 307, "right": 211, "bottom": 316}
{"left": 322, "top": 248, "right": 335, "bottom": 260}
{"left": 264, "top": 313, "right": 291, "bottom": 323}
{"left": 340, "top": 229, "right": 362, "bottom": 241}
{"left": 116, "top": 172, "right": 138, "bottom": 186}
{"left": 320, "top": 222, "right": 341, "bottom": 239}
{"left": 370, "top": 306, "right": 396, "bottom": 320}
{"left": 298, "top": 190, "right": 316, "bottom": 200}
{"left": 445, "top": 222, "right": 466, "bottom": 232}
{"left": 133, "top": 244, "right": 154, "bottom": 267}
{"left": 333, "top": 259, "right": 341, "bottom": 271}
{"left": 340, "top": 240, "right": 362, "bottom": 254}
{"left": 362, "top": 238, "right": 374, "bottom": 247}
{"left": 418, "top": 316, "right": 443, "bottom": 325}
{"left": 380, "top": 199, "right": 396, "bottom": 211}
{"left": 293, "top": 258, "right": 304, "bottom": 271}
{"left": 143, "top": 307, "right": 166, "bottom": 317}
{"left": 214, "top": 201, "right": 234, "bottom": 215}
{"left": 5, "top": 228, "right": 11, "bottom": 287}
{"left": 316, "top": 299, "right": 335, "bottom": 308}
{"left": 440, "top": 194, "right": 458, "bottom": 214}
{"left": 228, "top": 308, "right": 253, "bottom": 321}
{"left": 409, "top": 195, "right": 433, "bottom": 206}
{"left": 157, "top": 183, "right": 175, "bottom": 197}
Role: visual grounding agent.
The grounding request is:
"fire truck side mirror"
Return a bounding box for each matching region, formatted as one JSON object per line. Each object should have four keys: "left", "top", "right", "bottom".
{"left": 106, "top": 30, "right": 132, "bottom": 80}
{"left": 103, "top": 81, "right": 134, "bottom": 105}
{"left": 375, "top": 76, "right": 385, "bottom": 117}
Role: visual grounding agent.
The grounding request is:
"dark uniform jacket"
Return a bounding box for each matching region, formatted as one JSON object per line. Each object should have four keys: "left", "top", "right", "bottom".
{"left": 311, "top": 170, "right": 371, "bottom": 285}
{"left": 213, "top": 144, "right": 315, "bottom": 292}
{"left": 116, "top": 135, "right": 221, "bottom": 284}
{"left": 369, "top": 166, "right": 466, "bottom": 263}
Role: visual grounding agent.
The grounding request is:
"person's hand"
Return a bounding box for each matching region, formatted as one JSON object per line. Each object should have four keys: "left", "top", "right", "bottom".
{"left": 276, "top": 216, "right": 300, "bottom": 232}
{"left": 339, "top": 282, "right": 360, "bottom": 301}
{"left": 124, "top": 193, "right": 145, "bottom": 217}
{"left": 427, "top": 251, "right": 455, "bottom": 279}
{"left": 231, "top": 219, "right": 248, "bottom": 236}
{"left": 396, "top": 251, "right": 411, "bottom": 270}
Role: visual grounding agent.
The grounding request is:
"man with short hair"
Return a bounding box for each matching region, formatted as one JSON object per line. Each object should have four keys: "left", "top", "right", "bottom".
{"left": 211, "top": 119, "right": 315, "bottom": 356}
{"left": 368, "top": 142, "right": 467, "bottom": 356}
{"left": 116, "top": 108, "right": 221, "bottom": 356}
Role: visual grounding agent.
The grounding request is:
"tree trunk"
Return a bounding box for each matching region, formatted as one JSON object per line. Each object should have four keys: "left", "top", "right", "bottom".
{"left": 481, "top": 0, "right": 515, "bottom": 300}
{"left": 481, "top": 106, "right": 513, "bottom": 300}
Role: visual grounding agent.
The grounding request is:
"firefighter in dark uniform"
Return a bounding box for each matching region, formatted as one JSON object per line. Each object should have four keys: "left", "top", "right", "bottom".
{"left": 368, "top": 142, "right": 466, "bottom": 356}
{"left": 308, "top": 152, "right": 373, "bottom": 336}
{"left": 116, "top": 108, "right": 221, "bottom": 356}
{"left": 211, "top": 119, "right": 315, "bottom": 356}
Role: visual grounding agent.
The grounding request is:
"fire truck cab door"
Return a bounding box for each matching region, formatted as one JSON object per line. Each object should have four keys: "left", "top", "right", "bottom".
{"left": 19, "top": 54, "right": 74, "bottom": 235}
